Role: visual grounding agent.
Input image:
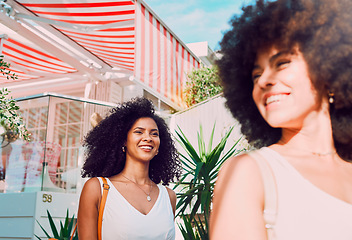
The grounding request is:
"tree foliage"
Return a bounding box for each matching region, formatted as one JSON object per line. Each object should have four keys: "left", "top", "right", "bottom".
{"left": 0, "top": 56, "right": 30, "bottom": 141}
{"left": 0, "top": 55, "right": 17, "bottom": 81}
{"left": 184, "top": 66, "right": 222, "bottom": 107}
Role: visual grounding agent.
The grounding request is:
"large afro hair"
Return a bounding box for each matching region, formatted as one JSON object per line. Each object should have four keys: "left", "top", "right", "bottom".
{"left": 81, "top": 97, "right": 182, "bottom": 185}
{"left": 218, "top": 0, "right": 352, "bottom": 161}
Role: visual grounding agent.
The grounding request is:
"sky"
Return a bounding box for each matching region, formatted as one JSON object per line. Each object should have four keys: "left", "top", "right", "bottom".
{"left": 145, "top": 0, "right": 254, "bottom": 51}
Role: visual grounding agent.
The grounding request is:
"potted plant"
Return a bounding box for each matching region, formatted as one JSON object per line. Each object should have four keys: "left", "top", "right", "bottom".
{"left": 174, "top": 123, "right": 247, "bottom": 239}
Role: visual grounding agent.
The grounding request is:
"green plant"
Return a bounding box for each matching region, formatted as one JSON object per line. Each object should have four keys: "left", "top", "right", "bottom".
{"left": 178, "top": 214, "right": 208, "bottom": 240}
{"left": 183, "top": 65, "right": 222, "bottom": 107}
{"left": 0, "top": 56, "right": 30, "bottom": 142}
{"left": 35, "top": 209, "right": 78, "bottom": 240}
{"left": 174, "top": 123, "right": 245, "bottom": 239}
{"left": 0, "top": 55, "right": 17, "bottom": 81}
{"left": 0, "top": 88, "right": 30, "bottom": 142}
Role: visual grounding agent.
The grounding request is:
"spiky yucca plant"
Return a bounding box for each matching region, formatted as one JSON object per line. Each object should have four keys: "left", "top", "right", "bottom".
{"left": 35, "top": 209, "right": 78, "bottom": 240}
{"left": 175, "top": 123, "right": 245, "bottom": 239}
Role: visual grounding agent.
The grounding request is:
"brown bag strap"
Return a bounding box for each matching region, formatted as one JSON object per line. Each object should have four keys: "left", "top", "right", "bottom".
{"left": 98, "top": 177, "right": 110, "bottom": 240}
{"left": 69, "top": 223, "right": 78, "bottom": 240}
{"left": 70, "top": 177, "right": 109, "bottom": 240}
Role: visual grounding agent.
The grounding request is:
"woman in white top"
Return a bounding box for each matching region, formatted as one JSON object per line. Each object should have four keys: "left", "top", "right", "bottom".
{"left": 77, "top": 97, "right": 181, "bottom": 240}
{"left": 210, "top": 0, "right": 352, "bottom": 239}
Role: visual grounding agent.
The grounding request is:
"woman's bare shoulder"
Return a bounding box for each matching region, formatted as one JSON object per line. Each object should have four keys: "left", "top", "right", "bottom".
{"left": 219, "top": 152, "right": 261, "bottom": 181}
{"left": 83, "top": 177, "right": 100, "bottom": 188}
{"left": 215, "top": 152, "right": 264, "bottom": 203}
{"left": 165, "top": 186, "right": 176, "bottom": 198}
{"left": 81, "top": 177, "right": 101, "bottom": 198}
{"left": 77, "top": 178, "right": 101, "bottom": 238}
{"left": 164, "top": 186, "right": 177, "bottom": 215}
{"left": 210, "top": 152, "right": 266, "bottom": 239}
{"left": 165, "top": 186, "right": 176, "bottom": 204}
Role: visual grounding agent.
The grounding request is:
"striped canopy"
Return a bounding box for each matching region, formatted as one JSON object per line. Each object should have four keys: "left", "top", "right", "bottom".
{"left": 0, "top": 0, "right": 200, "bottom": 109}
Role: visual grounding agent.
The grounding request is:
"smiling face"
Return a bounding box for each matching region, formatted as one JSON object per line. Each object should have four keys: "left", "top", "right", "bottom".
{"left": 125, "top": 117, "right": 160, "bottom": 163}
{"left": 251, "top": 46, "right": 321, "bottom": 129}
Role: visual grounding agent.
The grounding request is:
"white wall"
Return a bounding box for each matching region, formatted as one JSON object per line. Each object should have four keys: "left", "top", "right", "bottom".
{"left": 0, "top": 192, "right": 78, "bottom": 239}
{"left": 169, "top": 94, "right": 244, "bottom": 153}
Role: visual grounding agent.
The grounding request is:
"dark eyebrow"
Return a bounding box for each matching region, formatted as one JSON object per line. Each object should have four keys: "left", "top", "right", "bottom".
{"left": 252, "top": 50, "right": 291, "bottom": 73}
{"left": 268, "top": 50, "right": 291, "bottom": 65}
{"left": 133, "top": 127, "right": 158, "bottom": 131}
{"left": 252, "top": 64, "right": 261, "bottom": 72}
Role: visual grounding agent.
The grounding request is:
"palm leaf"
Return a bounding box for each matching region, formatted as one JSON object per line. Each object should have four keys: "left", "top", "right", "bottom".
{"left": 36, "top": 209, "right": 77, "bottom": 240}
{"left": 194, "top": 216, "right": 208, "bottom": 240}
{"left": 67, "top": 215, "right": 75, "bottom": 236}
{"left": 207, "top": 122, "right": 216, "bottom": 155}
{"left": 178, "top": 215, "right": 199, "bottom": 240}
{"left": 34, "top": 235, "right": 41, "bottom": 240}
{"left": 61, "top": 209, "right": 69, "bottom": 237}
{"left": 47, "top": 210, "right": 59, "bottom": 239}
{"left": 197, "top": 124, "right": 206, "bottom": 160}
{"left": 35, "top": 220, "right": 51, "bottom": 238}
{"left": 59, "top": 221, "right": 65, "bottom": 238}
{"left": 175, "top": 126, "right": 201, "bottom": 163}
{"left": 192, "top": 162, "right": 204, "bottom": 184}
{"left": 178, "top": 151, "right": 196, "bottom": 167}
{"left": 189, "top": 195, "right": 202, "bottom": 219}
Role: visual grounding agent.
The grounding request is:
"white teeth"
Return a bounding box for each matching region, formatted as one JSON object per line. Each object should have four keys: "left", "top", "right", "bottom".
{"left": 266, "top": 94, "right": 287, "bottom": 105}
{"left": 140, "top": 146, "right": 152, "bottom": 150}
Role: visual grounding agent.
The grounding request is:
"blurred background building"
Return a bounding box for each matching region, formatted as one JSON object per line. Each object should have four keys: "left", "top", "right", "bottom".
{"left": 0, "top": 0, "right": 218, "bottom": 239}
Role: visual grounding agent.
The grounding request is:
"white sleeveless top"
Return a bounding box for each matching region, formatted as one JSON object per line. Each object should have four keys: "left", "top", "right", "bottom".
{"left": 254, "top": 147, "right": 352, "bottom": 240}
{"left": 97, "top": 178, "right": 175, "bottom": 240}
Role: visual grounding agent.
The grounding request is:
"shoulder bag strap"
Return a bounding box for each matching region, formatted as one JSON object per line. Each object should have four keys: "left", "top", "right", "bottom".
{"left": 248, "top": 150, "right": 278, "bottom": 240}
{"left": 70, "top": 177, "right": 109, "bottom": 240}
{"left": 70, "top": 177, "right": 110, "bottom": 240}
{"left": 98, "top": 177, "right": 110, "bottom": 240}
{"left": 69, "top": 223, "right": 78, "bottom": 240}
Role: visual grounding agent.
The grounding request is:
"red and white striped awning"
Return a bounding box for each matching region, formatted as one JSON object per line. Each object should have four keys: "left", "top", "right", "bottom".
{"left": 0, "top": 0, "right": 200, "bottom": 109}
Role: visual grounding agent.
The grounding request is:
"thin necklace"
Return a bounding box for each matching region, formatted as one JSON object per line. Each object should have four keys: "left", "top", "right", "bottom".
{"left": 278, "top": 140, "right": 336, "bottom": 157}
{"left": 121, "top": 174, "right": 153, "bottom": 202}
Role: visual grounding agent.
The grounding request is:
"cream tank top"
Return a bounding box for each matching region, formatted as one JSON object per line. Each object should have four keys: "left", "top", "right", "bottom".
{"left": 255, "top": 147, "right": 352, "bottom": 240}
{"left": 97, "top": 178, "right": 175, "bottom": 240}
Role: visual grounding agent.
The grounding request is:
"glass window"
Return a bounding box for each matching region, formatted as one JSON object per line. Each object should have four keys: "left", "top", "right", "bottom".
{"left": 0, "top": 94, "right": 113, "bottom": 194}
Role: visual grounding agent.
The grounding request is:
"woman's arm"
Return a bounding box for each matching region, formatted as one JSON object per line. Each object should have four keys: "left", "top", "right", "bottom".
{"left": 77, "top": 177, "right": 101, "bottom": 240}
{"left": 166, "top": 187, "right": 177, "bottom": 217}
{"left": 210, "top": 154, "right": 267, "bottom": 240}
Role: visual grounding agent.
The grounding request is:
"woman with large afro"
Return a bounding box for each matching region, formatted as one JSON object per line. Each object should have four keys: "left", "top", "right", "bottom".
{"left": 77, "top": 97, "right": 181, "bottom": 240}
{"left": 211, "top": 0, "right": 352, "bottom": 239}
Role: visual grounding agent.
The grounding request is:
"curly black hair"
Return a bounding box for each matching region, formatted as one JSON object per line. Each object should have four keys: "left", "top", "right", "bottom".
{"left": 81, "top": 97, "right": 182, "bottom": 185}
{"left": 218, "top": 0, "right": 352, "bottom": 160}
